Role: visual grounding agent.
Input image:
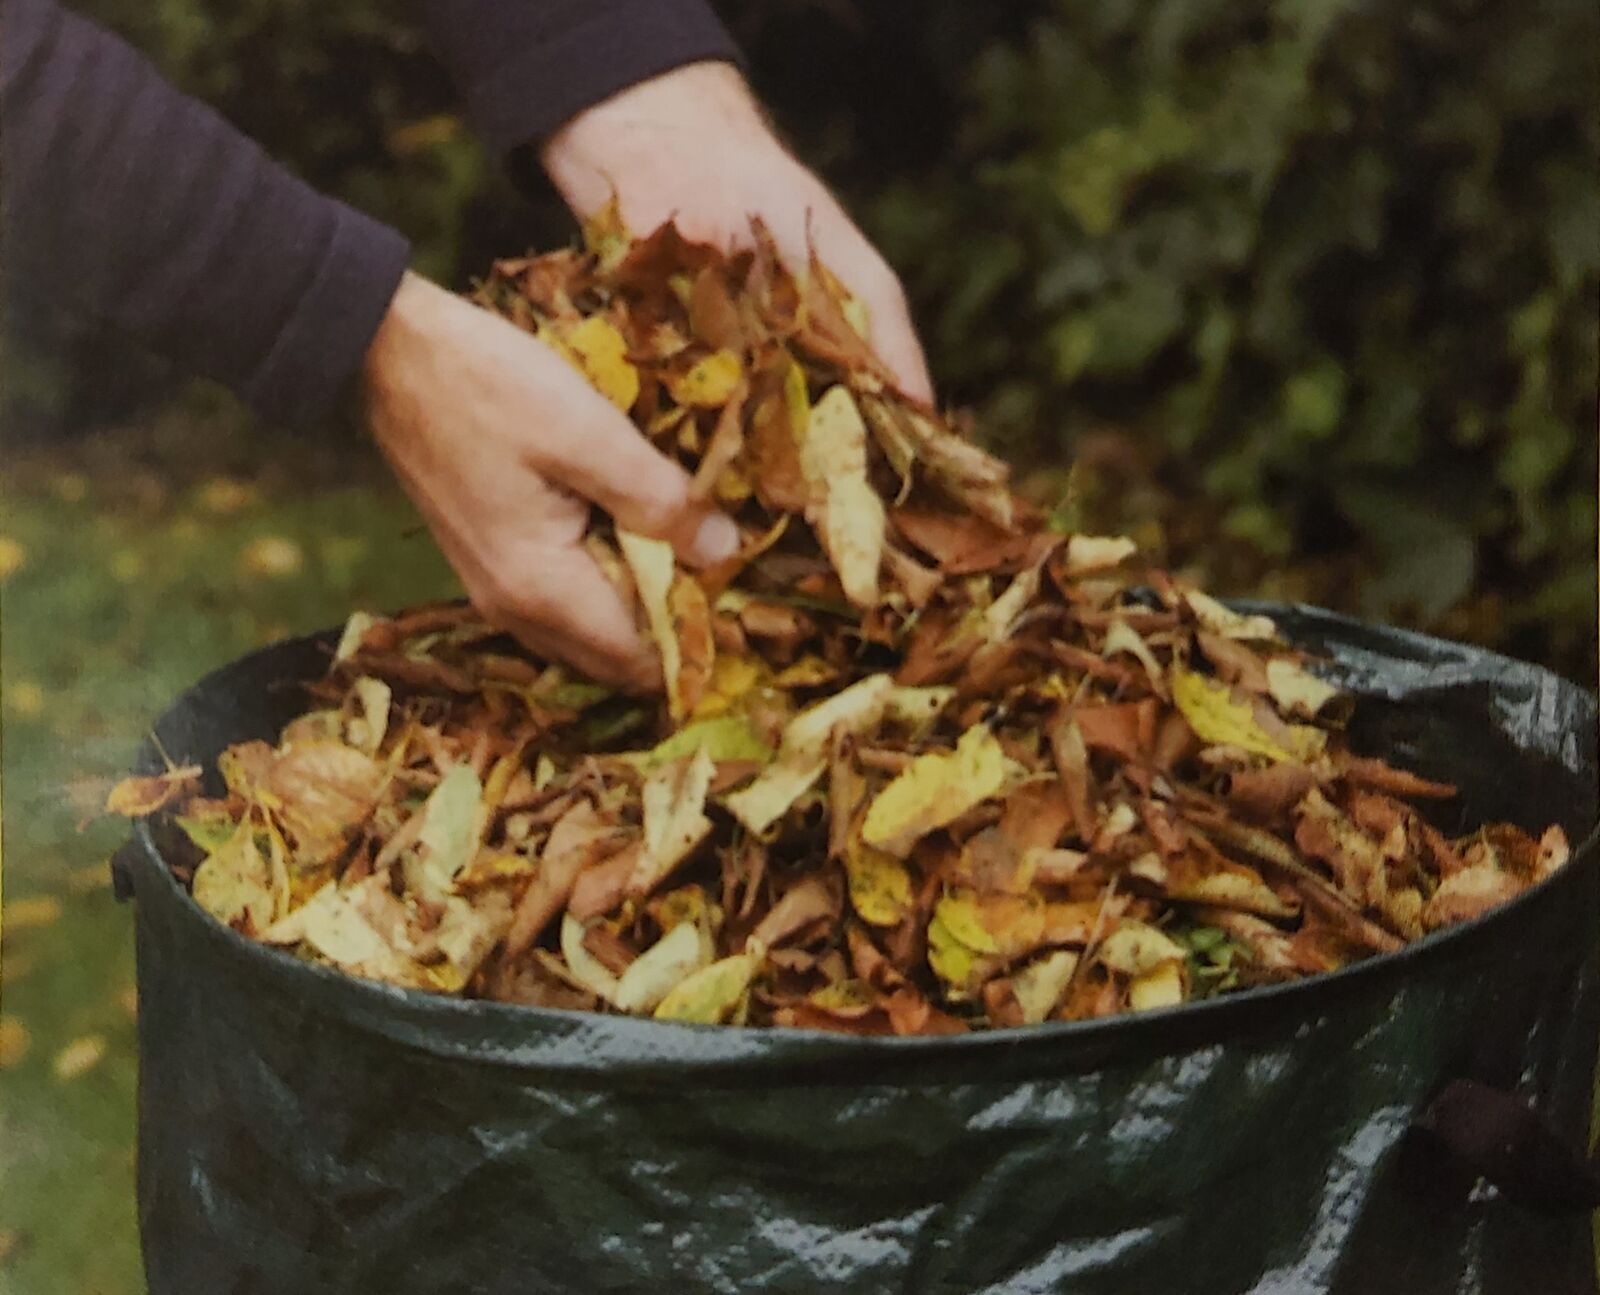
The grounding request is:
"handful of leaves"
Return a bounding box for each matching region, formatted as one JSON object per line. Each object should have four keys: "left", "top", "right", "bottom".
{"left": 110, "top": 213, "right": 1570, "bottom": 1032}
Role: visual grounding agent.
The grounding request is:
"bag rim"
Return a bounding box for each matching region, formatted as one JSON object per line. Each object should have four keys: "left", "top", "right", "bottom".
{"left": 125, "top": 602, "right": 1600, "bottom": 1074}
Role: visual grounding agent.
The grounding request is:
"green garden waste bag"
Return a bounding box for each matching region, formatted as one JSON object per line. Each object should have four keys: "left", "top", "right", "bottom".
{"left": 115, "top": 604, "right": 1600, "bottom": 1294}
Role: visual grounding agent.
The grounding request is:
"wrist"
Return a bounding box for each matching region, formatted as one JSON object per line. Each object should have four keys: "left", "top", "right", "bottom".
{"left": 540, "top": 62, "right": 766, "bottom": 214}
{"left": 363, "top": 271, "right": 441, "bottom": 411}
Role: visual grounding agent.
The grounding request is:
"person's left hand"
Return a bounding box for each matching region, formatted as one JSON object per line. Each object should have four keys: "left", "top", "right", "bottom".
{"left": 540, "top": 60, "right": 934, "bottom": 406}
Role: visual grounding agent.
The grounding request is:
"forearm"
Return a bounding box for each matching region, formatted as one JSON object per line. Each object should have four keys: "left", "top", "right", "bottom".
{"left": 415, "top": 0, "right": 742, "bottom": 153}
{"left": 0, "top": 0, "right": 410, "bottom": 425}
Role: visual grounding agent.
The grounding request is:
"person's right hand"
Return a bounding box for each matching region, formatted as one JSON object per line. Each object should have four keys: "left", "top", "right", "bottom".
{"left": 362, "top": 270, "right": 741, "bottom": 691}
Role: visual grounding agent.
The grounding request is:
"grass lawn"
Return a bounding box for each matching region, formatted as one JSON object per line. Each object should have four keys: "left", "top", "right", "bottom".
{"left": 0, "top": 408, "right": 458, "bottom": 1294}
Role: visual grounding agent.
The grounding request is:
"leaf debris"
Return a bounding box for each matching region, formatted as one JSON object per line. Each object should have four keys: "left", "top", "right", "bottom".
{"left": 107, "top": 218, "right": 1569, "bottom": 1032}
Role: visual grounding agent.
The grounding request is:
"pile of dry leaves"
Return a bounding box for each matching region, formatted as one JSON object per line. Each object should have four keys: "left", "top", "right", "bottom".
{"left": 109, "top": 212, "right": 1570, "bottom": 1032}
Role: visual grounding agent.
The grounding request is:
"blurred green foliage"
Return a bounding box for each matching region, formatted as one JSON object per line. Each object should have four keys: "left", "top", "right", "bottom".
{"left": 26, "top": 0, "right": 1600, "bottom": 678}
{"left": 731, "top": 0, "right": 1599, "bottom": 676}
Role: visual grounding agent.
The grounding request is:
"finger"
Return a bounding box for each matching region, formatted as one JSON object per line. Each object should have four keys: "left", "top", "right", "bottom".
{"left": 858, "top": 282, "right": 934, "bottom": 406}
{"left": 517, "top": 350, "right": 741, "bottom": 568}
{"left": 811, "top": 233, "right": 934, "bottom": 405}
{"left": 492, "top": 541, "right": 662, "bottom": 691}
{"left": 470, "top": 540, "right": 664, "bottom": 692}
{"left": 782, "top": 200, "right": 936, "bottom": 405}
{"left": 501, "top": 614, "right": 662, "bottom": 696}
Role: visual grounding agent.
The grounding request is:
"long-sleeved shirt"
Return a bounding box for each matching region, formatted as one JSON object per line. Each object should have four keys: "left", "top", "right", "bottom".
{"left": 0, "top": 0, "right": 740, "bottom": 426}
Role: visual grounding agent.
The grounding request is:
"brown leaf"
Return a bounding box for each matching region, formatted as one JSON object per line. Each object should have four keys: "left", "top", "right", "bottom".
{"left": 1223, "top": 765, "right": 1316, "bottom": 822}
{"left": 742, "top": 389, "right": 810, "bottom": 514}
{"left": 504, "top": 801, "right": 625, "bottom": 961}
{"left": 568, "top": 841, "right": 641, "bottom": 920}
{"left": 1339, "top": 758, "right": 1457, "bottom": 800}
{"left": 1048, "top": 713, "right": 1096, "bottom": 839}
{"left": 688, "top": 264, "right": 745, "bottom": 350}
{"left": 1073, "top": 700, "right": 1158, "bottom": 765}
{"left": 669, "top": 575, "right": 716, "bottom": 718}
{"left": 747, "top": 876, "right": 838, "bottom": 950}
{"left": 891, "top": 506, "right": 1034, "bottom": 574}
{"left": 105, "top": 766, "right": 203, "bottom": 818}
{"left": 999, "top": 779, "right": 1075, "bottom": 855}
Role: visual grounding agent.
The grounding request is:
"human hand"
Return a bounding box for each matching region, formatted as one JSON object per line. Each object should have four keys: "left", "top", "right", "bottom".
{"left": 540, "top": 61, "right": 934, "bottom": 405}
{"left": 362, "top": 271, "right": 740, "bottom": 690}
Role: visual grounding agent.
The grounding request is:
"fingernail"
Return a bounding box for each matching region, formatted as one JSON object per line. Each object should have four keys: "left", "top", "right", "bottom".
{"left": 691, "top": 513, "right": 741, "bottom": 566}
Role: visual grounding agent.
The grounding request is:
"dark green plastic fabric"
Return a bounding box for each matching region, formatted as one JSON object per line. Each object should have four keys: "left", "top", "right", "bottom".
{"left": 122, "top": 605, "right": 1600, "bottom": 1294}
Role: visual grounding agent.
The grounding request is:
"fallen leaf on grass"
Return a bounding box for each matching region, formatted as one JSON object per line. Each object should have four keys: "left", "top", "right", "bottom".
{"left": 52, "top": 1034, "right": 107, "bottom": 1081}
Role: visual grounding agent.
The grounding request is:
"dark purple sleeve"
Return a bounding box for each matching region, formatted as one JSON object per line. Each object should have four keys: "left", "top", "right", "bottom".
{"left": 417, "top": 0, "right": 743, "bottom": 152}
{"left": 0, "top": 0, "right": 412, "bottom": 426}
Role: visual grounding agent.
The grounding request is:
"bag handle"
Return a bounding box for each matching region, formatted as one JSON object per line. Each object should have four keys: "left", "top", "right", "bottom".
{"left": 111, "top": 837, "right": 141, "bottom": 902}
{"left": 1412, "top": 1078, "right": 1600, "bottom": 1214}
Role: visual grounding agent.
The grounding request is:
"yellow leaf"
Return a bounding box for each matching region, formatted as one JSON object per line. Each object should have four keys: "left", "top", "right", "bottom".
{"left": 629, "top": 747, "right": 716, "bottom": 896}
{"left": 52, "top": 1034, "right": 106, "bottom": 1082}
{"left": 715, "top": 463, "right": 754, "bottom": 504}
{"left": 933, "top": 891, "right": 1000, "bottom": 955}
{"left": 809, "top": 980, "right": 875, "bottom": 1012}
{"left": 404, "top": 763, "right": 485, "bottom": 899}
{"left": 1184, "top": 590, "right": 1277, "bottom": 641}
{"left": 1097, "top": 920, "right": 1185, "bottom": 976}
{"left": 1063, "top": 534, "right": 1137, "bottom": 575}
{"left": 0, "top": 535, "right": 27, "bottom": 581}
{"left": 582, "top": 195, "right": 630, "bottom": 270}
{"left": 617, "top": 529, "right": 685, "bottom": 719}
{"left": 348, "top": 676, "right": 392, "bottom": 754}
{"left": 927, "top": 910, "right": 980, "bottom": 991}
{"left": 1172, "top": 669, "right": 1301, "bottom": 763}
{"left": 455, "top": 851, "right": 535, "bottom": 889}
{"left": 1129, "top": 961, "right": 1186, "bottom": 1012}
{"left": 845, "top": 842, "right": 913, "bottom": 927}
{"left": 799, "top": 386, "right": 886, "bottom": 607}
{"left": 862, "top": 725, "right": 1013, "bottom": 858}
{"left": 723, "top": 674, "right": 895, "bottom": 835}
{"left": 4, "top": 894, "right": 63, "bottom": 931}
{"left": 272, "top": 879, "right": 419, "bottom": 987}
{"left": 0, "top": 1016, "right": 31, "bottom": 1068}
{"left": 564, "top": 316, "right": 640, "bottom": 411}
{"left": 927, "top": 890, "right": 1051, "bottom": 994}
{"left": 1011, "top": 950, "right": 1079, "bottom": 1024}
{"left": 560, "top": 914, "right": 620, "bottom": 1003}
{"left": 630, "top": 713, "right": 774, "bottom": 771}
{"left": 192, "top": 822, "right": 281, "bottom": 931}
{"left": 692, "top": 652, "right": 771, "bottom": 720}
{"left": 654, "top": 947, "right": 762, "bottom": 1024}
{"left": 649, "top": 884, "right": 719, "bottom": 935}
{"left": 613, "top": 920, "right": 711, "bottom": 1014}
{"left": 783, "top": 358, "right": 810, "bottom": 440}
{"left": 841, "top": 293, "right": 871, "bottom": 340}
{"left": 668, "top": 349, "right": 744, "bottom": 407}
{"left": 773, "top": 655, "right": 838, "bottom": 688}
{"left": 883, "top": 675, "right": 953, "bottom": 726}
{"left": 334, "top": 610, "right": 379, "bottom": 663}
{"left": 1265, "top": 658, "right": 1342, "bottom": 720}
